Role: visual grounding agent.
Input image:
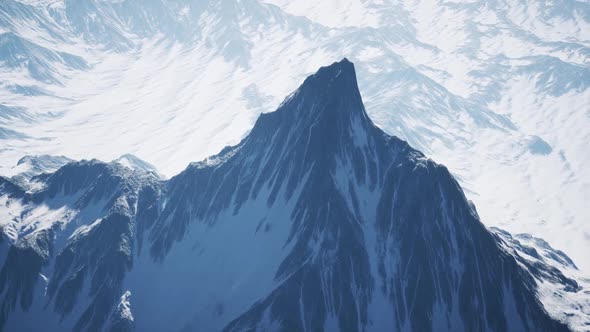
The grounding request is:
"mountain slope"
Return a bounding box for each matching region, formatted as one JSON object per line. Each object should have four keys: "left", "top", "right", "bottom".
{"left": 1, "top": 60, "right": 585, "bottom": 331}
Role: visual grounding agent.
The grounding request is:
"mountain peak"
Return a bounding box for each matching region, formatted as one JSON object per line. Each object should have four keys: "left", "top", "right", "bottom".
{"left": 305, "top": 57, "right": 356, "bottom": 82}
{"left": 250, "top": 58, "right": 369, "bottom": 140}
{"left": 298, "top": 58, "right": 360, "bottom": 101}
{"left": 113, "top": 154, "right": 161, "bottom": 176}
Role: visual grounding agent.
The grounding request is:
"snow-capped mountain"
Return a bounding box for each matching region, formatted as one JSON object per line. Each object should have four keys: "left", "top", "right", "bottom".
{"left": 492, "top": 228, "right": 590, "bottom": 331}
{"left": 1, "top": 60, "right": 587, "bottom": 331}
{"left": 0, "top": 0, "right": 588, "bottom": 275}
{"left": 112, "top": 154, "right": 161, "bottom": 177}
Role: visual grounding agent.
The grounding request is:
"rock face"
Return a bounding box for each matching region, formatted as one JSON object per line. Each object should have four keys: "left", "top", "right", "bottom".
{"left": 0, "top": 60, "right": 581, "bottom": 331}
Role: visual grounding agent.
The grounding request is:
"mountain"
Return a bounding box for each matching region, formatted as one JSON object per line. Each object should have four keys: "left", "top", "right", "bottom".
{"left": 113, "top": 154, "right": 161, "bottom": 177}
{"left": 491, "top": 228, "right": 590, "bottom": 331}
{"left": 7, "top": 154, "right": 72, "bottom": 185}
{"left": 0, "top": 0, "right": 588, "bottom": 274}
{"left": 1, "top": 60, "right": 587, "bottom": 331}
